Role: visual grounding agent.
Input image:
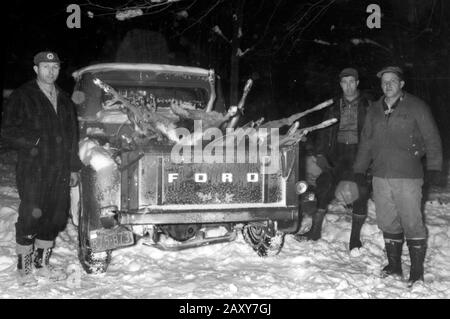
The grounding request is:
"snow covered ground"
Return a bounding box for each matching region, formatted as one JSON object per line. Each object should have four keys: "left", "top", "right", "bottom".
{"left": 0, "top": 150, "right": 449, "bottom": 299}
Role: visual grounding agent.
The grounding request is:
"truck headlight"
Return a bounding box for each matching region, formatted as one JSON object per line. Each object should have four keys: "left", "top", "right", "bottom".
{"left": 295, "top": 181, "right": 308, "bottom": 195}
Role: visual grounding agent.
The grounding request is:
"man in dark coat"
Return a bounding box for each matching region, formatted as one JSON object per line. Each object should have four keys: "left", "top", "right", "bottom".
{"left": 1, "top": 51, "right": 83, "bottom": 285}
{"left": 295, "top": 68, "right": 372, "bottom": 251}
{"left": 353, "top": 66, "right": 442, "bottom": 286}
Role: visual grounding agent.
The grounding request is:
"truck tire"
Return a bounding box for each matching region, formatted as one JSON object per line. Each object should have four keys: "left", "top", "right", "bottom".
{"left": 77, "top": 179, "right": 112, "bottom": 274}
{"left": 242, "top": 221, "right": 285, "bottom": 257}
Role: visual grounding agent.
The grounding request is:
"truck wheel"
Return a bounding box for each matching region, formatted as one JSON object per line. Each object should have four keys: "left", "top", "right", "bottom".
{"left": 78, "top": 245, "right": 112, "bottom": 274}
{"left": 242, "top": 222, "right": 285, "bottom": 257}
{"left": 77, "top": 181, "right": 112, "bottom": 274}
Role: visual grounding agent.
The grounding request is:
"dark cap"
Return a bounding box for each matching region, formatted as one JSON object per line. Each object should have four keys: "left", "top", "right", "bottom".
{"left": 376, "top": 66, "right": 403, "bottom": 79}
{"left": 339, "top": 68, "right": 359, "bottom": 80}
{"left": 33, "top": 51, "right": 61, "bottom": 65}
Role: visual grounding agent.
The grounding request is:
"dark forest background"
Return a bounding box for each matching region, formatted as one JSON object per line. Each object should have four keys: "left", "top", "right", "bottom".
{"left": 3, "top": 0, "right": 450, "bottom": 156}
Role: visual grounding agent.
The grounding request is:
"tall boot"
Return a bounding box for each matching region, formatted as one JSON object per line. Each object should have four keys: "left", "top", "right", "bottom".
{"left": 294, "top": 208, "right": 326, "bottom": 242}
{"left": 33, "top": 239, "right": 67, "bottom": 281}
{"left": 381, "top": 233, "right": 404, "bottom": 278}
{"left": 349, "top": 214, "right": 366, "bottom": 251}
{"left": 16, "top": 244, "right": 37, "bottom": 286}
{"left": 407, "top": 239, "right": 426, "bottom": 287}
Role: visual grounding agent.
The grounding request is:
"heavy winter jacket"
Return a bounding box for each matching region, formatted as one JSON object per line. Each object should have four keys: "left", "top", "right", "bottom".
{"left": 353, "top": 92, "right": 442, "bottom": 178}
{"left": 1, "top": 80, "right": 83, "bottom": 239}
{"left": 1, "top": 80, "right": 83, "bottom": 172}
{"left": 315, "top": 93, "right": 371, "bottom": 164}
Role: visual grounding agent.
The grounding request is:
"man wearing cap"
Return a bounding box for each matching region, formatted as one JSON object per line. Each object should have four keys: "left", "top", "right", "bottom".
{"left": 353, "top": 66, "right": 442, "bottom": 286}
{"left": 295, "top": 68, "right": 372, "bottom": 251}
{"left": 1, "top": 51, "right": 83, "bottom": 285}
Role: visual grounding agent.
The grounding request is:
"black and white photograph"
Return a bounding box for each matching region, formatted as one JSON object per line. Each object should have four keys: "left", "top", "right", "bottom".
{"left": 1, "top": 0, "right": 449, "bottom": 300}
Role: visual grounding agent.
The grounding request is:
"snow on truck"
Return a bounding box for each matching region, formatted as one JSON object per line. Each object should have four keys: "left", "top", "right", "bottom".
{"left": 70, "top": 63, "right": 334, "bottom": 274}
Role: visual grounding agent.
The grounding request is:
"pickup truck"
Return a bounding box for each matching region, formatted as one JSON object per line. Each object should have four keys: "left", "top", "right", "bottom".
{"left": 70, "top": 63, "right": 313, "bottom": 274}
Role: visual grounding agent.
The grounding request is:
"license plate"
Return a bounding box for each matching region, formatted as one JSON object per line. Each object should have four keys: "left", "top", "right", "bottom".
{"left": 89, "top": 227, "right": 134, "bottom": 252}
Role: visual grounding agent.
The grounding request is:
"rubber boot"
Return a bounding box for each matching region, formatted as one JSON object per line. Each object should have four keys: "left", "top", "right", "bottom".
{"left": 381, "top": 233, "right": 404, "bottom": 278}
{"left": 294, "top": 208, "right": 326, "bottom": 242}
{"left": 406, "top": 239, "right": 426, "bottom": 287}
{"left": 349, "top": 214, "right": 366, "bottom": 251}
{"left": 33, "top": 239, "right": 67, "bottom": 281}
{"left": 16, "top": 244, "right": 37, "bottom": 286}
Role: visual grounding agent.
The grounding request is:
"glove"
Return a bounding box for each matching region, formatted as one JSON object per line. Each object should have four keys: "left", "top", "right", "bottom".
{"left": 315, "top": 154, "right": 331, "bottom": 171}
{"left": 424, "top": 170, "right": 443, "bottom": 187}
{"left": 335, "top": 180, "right": 359, "bottom": 205}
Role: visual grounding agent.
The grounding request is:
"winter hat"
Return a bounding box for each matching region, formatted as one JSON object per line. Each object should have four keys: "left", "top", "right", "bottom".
{"left": 376, "top": 66, "right": 403, "bottom": 80}
{"left": 33, "top": 51, "right": 61, "bottom": 65}
{"left": 339, "top": 68, "right": 359, "bottom": 80}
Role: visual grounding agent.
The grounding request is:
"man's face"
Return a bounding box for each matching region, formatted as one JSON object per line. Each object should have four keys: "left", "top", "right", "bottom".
{"left": 339, "top": 76, "right": 359, "bottom": 98}
{"left": 381, "top": 72, "right": 404, "bottom": 98}
{"left": 33, "top": 62, "right": 60, "bottom": 85}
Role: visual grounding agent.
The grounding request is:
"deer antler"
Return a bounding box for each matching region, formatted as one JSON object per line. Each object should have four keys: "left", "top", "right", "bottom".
{"left": 274, "top": 118, "right": 338, "bottom": 149}
{"left": 260, "top": 99, "right": 334, "bottom": 129}
{"left": 93, "top": 78, "right": 180, "bottom": 144}
{"left": 227, "top": 79, "right": 253, "bottom": 129}
{"left": 205, "top": 69, "right": 216, "bottom": 112}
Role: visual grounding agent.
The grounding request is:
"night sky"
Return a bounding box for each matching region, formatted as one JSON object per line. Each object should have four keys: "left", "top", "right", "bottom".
{"left": 3, "top": 0, "right": 450, "bottom": 151}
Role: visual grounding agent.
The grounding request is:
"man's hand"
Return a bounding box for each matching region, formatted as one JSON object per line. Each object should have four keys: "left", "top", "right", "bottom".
{"left": 424, "top": 170, "right": 443, "bottom": 187}
{"left": 70, "top": 172, "right": 80, "bottom": 187}
{"left": 315, "top": 154, "right": 331, "bottom": 171}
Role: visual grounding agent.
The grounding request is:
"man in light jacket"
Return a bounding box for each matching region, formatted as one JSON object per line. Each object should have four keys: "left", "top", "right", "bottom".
{"left": 353, "top": 66, "right": 443, "bottom": 286}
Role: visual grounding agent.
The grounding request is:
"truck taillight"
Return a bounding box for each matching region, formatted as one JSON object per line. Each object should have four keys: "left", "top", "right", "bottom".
{"left": 99, "top": 205, "right": 119, "bottom": 229}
